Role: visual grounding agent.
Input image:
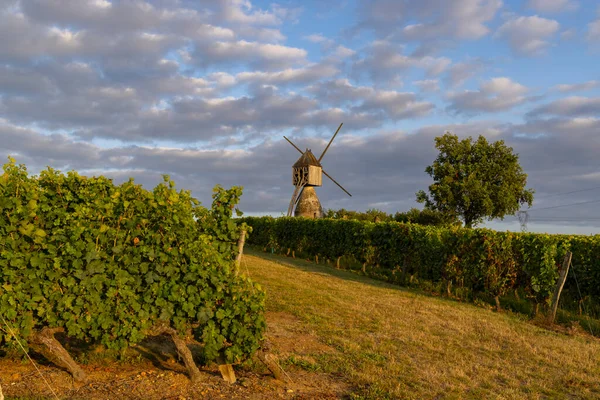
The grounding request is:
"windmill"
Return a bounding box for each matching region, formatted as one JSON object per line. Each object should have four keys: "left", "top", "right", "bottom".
{"left": 284, "top": 123, "right": 352, "bottom": 218}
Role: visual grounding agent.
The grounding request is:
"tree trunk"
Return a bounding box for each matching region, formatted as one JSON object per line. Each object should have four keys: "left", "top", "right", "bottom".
{"left": 148, "top": 325, "right": 204, "bottom": 384}
{"left": 494, "top": 296, "right": 502, "bottom": 312}
{"left": 446, "top": 280, "right": 452, "bottom": 297}
{"left": 30, "top": 327, "right": 88, "bottom": 383}
{"left": 169, "top": 330, "right": 203, "bottom": 384}
{"left": 257, "top": 351, "right": 284, "bottom": 381}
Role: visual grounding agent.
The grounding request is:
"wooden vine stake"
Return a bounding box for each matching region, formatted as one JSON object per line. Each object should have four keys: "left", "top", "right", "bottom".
{"left": 216, "top": 356, "right": 237, "bottom": 384}
{"left": 223, "top": 227, "right": 245, "bottom": 384}
{"left": 0, "top": 381, "right": 4, "bottom": 400}
{"left": 235, "top": 229, "right": 247, "bottom": 276}
{"left": 547, "top": 252, "right": 572, "bottom": 324}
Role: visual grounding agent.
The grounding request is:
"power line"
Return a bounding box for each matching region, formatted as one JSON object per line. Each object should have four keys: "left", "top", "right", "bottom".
{"left": 528, "top": 218, "right": 600, "bottom": 221}
{"left": 535, "top": 185, "right": 600, "bottom": 200}
{"left": 525, "top": 199, "right": 600, "bottom": 212}
{"left": 528, "top": 220, "right": 600, "bottom": 223}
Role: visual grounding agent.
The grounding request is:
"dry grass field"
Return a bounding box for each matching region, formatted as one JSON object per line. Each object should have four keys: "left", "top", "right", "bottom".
{"left": 242, "top": 249, "right": 600, "bottom": 399}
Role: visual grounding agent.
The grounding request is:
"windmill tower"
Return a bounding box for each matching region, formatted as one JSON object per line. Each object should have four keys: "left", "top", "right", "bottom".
{"left": 284, "top": 123, "right": 352, "bottom": 217}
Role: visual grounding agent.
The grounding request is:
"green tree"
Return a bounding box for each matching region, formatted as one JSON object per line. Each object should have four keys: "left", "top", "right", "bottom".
{"left": 416, "top": 133, "right": 534, "bottom": 228}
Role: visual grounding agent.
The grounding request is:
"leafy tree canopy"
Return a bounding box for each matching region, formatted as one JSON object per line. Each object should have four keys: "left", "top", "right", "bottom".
{"left": 416, "top": 132, "right": 534, "bottom": 228}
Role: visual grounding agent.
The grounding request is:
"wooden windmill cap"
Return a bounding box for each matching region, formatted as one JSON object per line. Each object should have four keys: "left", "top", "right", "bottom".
{"left": 293, "top": 149, "right": 321, "bottom": 168}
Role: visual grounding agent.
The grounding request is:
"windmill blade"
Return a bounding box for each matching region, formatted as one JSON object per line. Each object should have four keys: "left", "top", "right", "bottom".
{"left": 322, "top": 169, "right": 352, "bottom": 197}
{"left": 294, "top": 186, "right": 305, "bottom": 205}
{"left": 318, "top": 122, "right": 343, "bottom": 163}
{"left": 283, "top": 136, "right": 304, "bottom": 154}
{"left": 287, "top": 183, "right": 304, "bottom": 216}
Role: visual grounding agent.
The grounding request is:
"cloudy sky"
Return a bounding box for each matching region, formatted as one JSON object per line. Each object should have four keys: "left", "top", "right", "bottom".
{"left": 1, "top": 0, "right": 599, "bottom": 234}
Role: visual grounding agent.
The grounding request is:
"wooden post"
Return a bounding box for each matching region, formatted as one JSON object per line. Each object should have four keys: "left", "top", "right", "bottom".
{"left": 0, "top": 381, "right": 4, "bottom": 400}
{"left": 218, "top": 364, "right": 237, "bottom": 384}
{"left": 235, "top": 229, "right": 247, "bottom": 275}
{"left": 548, "top": 252, "right": 572, "bottom": 324}
{"left": 216, "top": 355, "right": 237, "bottom": 384}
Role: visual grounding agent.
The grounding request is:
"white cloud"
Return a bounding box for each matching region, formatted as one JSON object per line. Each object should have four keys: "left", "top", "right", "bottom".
{"left": 588, "top": 13, "right": 600, "bottom": 43}
{"left": 218, "top": 0, "right": 282, "bottom": 26}
{"left": 528, "top": 97, "right": 600, "bottom": 117}
{"left": 560, "top": 28, "right": 576, "bottom": 40}
{"left": 495, "top": 15, "right": 560, "bottom": 55}
{"left": 331, "top": 45, "right": 355, "bottom": 58}
{"left": 195, "top": 40, "right": 307, "bottom": 69}
{"left": 445, "top": 59, "right": 485, "bottom": 87}
{"left": 310, "top": 79, "right": 435, "bottom": 120}
{"left": 208, "top": 72, "right": 237, "bottom": 87}
{"left": 304, "top": 33, "right": 334, "bottom": 46}
{"left": 236, "top": 64, "right": 339, "bottom": 85}
{"left": 414, "top": 79, "right": 440, "bottom": 92}
{"left": 355, "top": 0, "right": 502, "bottom": 41}
{"left": 355, "top": 90, "right": 434, "bottom": 119}
{"left": 447, "top": 77, "right": 529, "bottom": 113}
{"left": 553, "top": 81, "right": 599, "bottom": 93}
{"left": 353, "top": 41, "right": 451, "bottom": 82}
{"left": 527, "top": 0, "right": 578, "bottom": 13}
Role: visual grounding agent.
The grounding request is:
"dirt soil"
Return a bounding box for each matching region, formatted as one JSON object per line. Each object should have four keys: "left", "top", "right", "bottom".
{"left": 0, "top": 312, "right": 350, "bottom": 400}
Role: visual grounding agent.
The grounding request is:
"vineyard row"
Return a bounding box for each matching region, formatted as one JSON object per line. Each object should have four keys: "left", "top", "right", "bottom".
{"left": 241, "top": 217, "right": 600, "bottom": 307}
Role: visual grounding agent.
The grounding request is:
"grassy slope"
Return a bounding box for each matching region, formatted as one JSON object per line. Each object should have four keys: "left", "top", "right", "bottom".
{"left": 243, "top": 249, "right": 600, "bottom": 400}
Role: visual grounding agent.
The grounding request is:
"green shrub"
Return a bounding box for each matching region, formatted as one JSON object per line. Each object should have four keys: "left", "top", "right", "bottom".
{"left": 0, "top": 158, "right": 265, "bottom": 364}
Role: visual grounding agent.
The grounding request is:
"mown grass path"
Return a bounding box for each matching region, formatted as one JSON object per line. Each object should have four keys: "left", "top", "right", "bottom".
{"left": 244, "top": 249, "right": 600, "bottom": 399}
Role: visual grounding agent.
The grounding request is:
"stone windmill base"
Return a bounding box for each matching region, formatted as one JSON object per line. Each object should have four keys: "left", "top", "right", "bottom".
{"left": 294, "top": 187, "right": 324, "bottom": 218}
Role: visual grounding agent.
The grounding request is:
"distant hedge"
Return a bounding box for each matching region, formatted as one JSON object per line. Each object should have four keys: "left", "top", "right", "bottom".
{"left": 242, "top": 216, "right": 600, "bottom": 308}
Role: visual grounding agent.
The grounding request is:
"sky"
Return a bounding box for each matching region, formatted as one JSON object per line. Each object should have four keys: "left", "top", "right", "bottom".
{"left": 1, "top": 0, "right": 599, "bottom": 234}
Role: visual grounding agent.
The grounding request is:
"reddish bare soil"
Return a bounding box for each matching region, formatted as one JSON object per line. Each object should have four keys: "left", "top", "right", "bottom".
{"left": 0, "top": 312, "right": 350, "bottom": 400}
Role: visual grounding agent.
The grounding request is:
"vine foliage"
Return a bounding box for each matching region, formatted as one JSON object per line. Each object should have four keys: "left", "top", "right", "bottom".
{"left": 0, "top": 158, "right": 265, "bottom": 365}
